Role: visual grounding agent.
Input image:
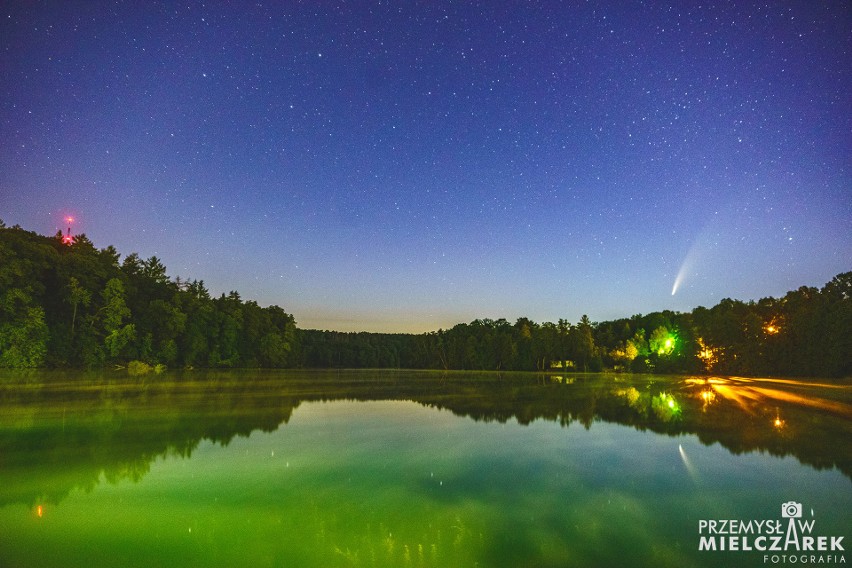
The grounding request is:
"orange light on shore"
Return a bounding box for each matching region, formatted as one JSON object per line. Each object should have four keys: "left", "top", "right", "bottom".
{"left": 36, "top": 505, "right": 43, "bottom": 518}
{"left": 763, "top": 319, "right": 782, "bottom": 335}
{"left": 695, "top": 338, "right": 720, "bottom": 371}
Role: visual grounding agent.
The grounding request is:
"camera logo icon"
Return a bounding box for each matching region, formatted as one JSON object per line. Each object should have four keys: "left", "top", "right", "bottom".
{"left": 782, "top": 501, "right": 802, "bottom": 518}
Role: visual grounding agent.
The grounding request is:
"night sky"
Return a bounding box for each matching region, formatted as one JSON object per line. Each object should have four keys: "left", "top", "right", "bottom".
{"left": 2, "top": 2, "right": 850, "bottom": 332}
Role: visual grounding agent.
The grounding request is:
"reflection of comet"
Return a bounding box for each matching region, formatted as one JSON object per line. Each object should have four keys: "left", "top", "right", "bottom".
{"left": 679, "top": 444, "right": 698, "bottom": 482}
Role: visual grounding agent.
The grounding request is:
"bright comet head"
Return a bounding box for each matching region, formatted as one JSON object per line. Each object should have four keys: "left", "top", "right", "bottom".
{"left": 671, "top": 264, "right": 688, "bottom": 296}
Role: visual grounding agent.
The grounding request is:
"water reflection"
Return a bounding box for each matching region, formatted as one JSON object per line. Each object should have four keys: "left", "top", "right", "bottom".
{"left": 0, "top": 370, "right": 849, "bottom": 509}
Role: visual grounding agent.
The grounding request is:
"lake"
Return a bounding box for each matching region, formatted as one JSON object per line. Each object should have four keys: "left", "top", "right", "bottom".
{"left": 0, "top": 370, "right": 849, "bottom": 567}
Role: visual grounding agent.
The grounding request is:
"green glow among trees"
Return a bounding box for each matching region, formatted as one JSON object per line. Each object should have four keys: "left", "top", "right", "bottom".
{"left": 650, "top": 326, "right": 676, "bottom": 356}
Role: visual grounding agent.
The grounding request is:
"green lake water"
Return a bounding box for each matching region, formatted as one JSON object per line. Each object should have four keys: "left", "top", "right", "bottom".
{"left": 0, "top": 370, "right": 849, "bottom": 567}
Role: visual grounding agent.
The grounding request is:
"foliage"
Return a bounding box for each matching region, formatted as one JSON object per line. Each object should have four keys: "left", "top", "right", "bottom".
{"left": 0, "top": 224, "right": 849, "bottom": 377}
{"left": 0, "top": 225, "right": 297, "bottom": 369}
{"left": 128, "top": 360, "right": 153, "bottom": 376}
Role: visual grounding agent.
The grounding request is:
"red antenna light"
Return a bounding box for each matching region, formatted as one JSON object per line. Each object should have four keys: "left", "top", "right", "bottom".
{"left": 61, "top": 216, "right": 75, "bottom": 245}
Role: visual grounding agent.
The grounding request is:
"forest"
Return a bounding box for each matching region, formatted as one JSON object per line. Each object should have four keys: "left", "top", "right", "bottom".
{"left": 1, "top": 222, "right": 850, "bottom": 377}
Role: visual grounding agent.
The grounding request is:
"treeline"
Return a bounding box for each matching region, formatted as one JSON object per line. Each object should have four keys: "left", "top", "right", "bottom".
{"left": 1, "top": 222, "right": 850, "bottom": 377}
{"left": 0, "top": 222, "right": 297, "bottom": 369}
{"left": 298, "top": 281, "right": 852, "bottom": 378}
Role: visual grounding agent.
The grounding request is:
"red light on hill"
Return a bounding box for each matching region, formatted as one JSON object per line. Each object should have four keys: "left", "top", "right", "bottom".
{"left": 61, "top": 215, "right": 75, "bottom": 245}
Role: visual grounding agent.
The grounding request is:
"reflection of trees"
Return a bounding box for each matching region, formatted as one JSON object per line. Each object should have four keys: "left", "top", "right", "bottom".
{"left": 0, "top": 370, "right": 849, "bottom": 508}
{"left": 0, "top": 371, "right": 299, "bottom": 507}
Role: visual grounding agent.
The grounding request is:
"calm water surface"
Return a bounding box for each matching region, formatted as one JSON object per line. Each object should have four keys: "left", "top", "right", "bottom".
{"left": 0, "top": 370, "right": 849, "bottom": 567}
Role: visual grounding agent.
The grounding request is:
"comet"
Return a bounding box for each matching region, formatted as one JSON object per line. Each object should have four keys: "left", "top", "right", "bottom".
{"left": 671, "top": 244, "right": 698, "bottom": 296}
{"left": 671, "top": 266, "right": 686, "bottom": 296}
{"left": 670, "top": 205, "right": 748, "bottom": 296}
{"left": 671, "top": 218, "right": 719, "bottom": 296}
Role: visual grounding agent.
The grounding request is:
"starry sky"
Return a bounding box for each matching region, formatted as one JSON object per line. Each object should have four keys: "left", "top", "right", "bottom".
{"left": 2, "top": 2, "right": 850, "bottom": 332}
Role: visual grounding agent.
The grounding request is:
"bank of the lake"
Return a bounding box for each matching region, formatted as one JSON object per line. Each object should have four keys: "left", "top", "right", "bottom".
{"left": 0, "top": 369, "right": 849, "bottom": 567}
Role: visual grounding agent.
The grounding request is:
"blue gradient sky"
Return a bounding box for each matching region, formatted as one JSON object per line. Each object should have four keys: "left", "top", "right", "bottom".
{"left": 2, "top": 2, "right": 850, "bottom": 332}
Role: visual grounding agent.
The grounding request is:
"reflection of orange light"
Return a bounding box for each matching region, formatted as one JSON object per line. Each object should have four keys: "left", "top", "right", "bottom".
{"left": 684, "top": 377, "right": 724, "bottom": 386}
{"left": 750, "top": 386, "right": 852, "bottom": 418}
{"left": 711, "top": 383, "right": 758, "bottom": 413}
{"left": 747, "top": 377, "right": 847, "bottom": 390}
{"left": 700, "top": 379, "right": 852, "bottom": 419}
{"left": 698, "top": 388, "right": 717, "bottom": 410}
{"left": 36, "top": 505, "right": 43, "bottom": 517}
